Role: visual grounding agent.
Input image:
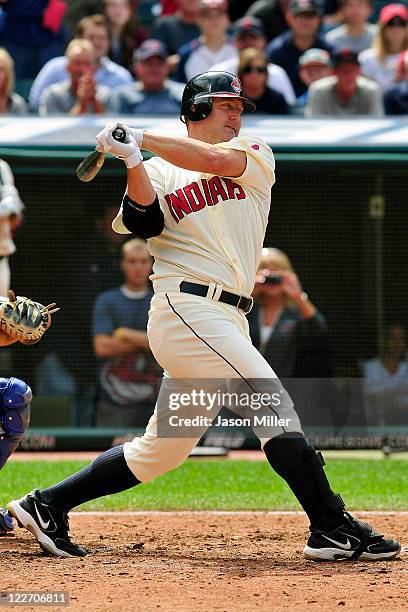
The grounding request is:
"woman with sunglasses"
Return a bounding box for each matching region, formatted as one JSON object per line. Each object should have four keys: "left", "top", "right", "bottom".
{"left": 238, "top": 48, "right": 289, "bottom": 114}
{"left": 359, "top": 3, "right": 408, "bottom": 92}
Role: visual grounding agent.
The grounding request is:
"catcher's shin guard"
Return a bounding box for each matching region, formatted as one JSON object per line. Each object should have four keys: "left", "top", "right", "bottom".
{"left": 0, "top": 377, "right": 31, "bottom": 469}
{"left": 0, "top": 508, "right": 14, "bottom": 534}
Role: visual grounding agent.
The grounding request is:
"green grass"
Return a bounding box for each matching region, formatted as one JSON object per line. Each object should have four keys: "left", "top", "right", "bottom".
{"left": 1, "top": 459, "right": 407, "bottom": 511}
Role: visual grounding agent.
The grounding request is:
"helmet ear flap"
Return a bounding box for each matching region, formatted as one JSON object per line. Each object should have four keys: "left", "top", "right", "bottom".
{"left": 184, "top": 99, "right": 212, "bottom": 122}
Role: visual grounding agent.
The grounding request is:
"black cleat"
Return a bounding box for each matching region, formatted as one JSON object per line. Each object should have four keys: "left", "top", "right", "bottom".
{"left": 0, "top": 507, "right": 14, "bottom": 535}
{"left": 304, "top": 512, "right": 401, "bottom": 561}
{"left": 7, "top": 490, "right": 86, "bottom": 557}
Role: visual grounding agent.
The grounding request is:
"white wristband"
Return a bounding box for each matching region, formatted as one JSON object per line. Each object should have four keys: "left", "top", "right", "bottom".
{"left": 124, "top": 149, "right": 143, "bottom": 169}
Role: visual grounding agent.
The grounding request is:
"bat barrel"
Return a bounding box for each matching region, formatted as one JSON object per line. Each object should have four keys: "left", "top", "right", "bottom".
{"left": 76, "top": 126, "right": 127, "bottom": 182}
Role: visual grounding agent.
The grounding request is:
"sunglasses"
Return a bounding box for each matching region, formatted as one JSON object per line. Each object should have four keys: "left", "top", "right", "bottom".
{"left": 242, "top": 65, "right": 268, "bottom": 74}
{"left": 385, "top": 18, "right": 407, "bottom": 27}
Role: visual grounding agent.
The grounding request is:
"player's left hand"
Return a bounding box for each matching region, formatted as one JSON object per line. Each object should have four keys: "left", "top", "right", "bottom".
{"left": 96, "top": 122, "right": 143, "bottom": 169}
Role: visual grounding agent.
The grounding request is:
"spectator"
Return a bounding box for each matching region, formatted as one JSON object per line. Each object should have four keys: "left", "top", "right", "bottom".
{"left": 384, "top": 50, "right": 408, "bottom": 113}
{"left": 362, "top": 323, "right": 408, "bottom": 426}
{"left": 0, "top": 0, "right": 67, "bottom": 79}
{"left": 0, "top": 49, "right": 28, "bottom": 114}
{"left": 267, "top": 0, "right": 333, "bottom": 98}
{"left": 29, "top": 14, "right": 133, "bottom": 110}
{"left": 245, "top": 0, "right": 291, "bottom": 42}
{"left": 39, "top": 39, "right": 109, "bottom": 115}
{"left": 104, "top": 0, "right": 147, "bottom": 71}
{"left": 176, "top": 0, "right": 236, "bottom": 82}
{"left": 108, "top": 39, "right": 184, "bottom": 113}
{"left": 93, "top": 239, "right": 161, "bottom": 427}
{"left": 238, "top": 48, "right": 289, "bottom": 113}
{"left": 151, "top": 0, "right": 201, "bottom": 55}
{"left": 359, "top": 4, "right": 408, "bottom": 92}
{"left": 35, "top": 205, "right": 126, "bottom": 426}
{"left": 325, "top": 0, "right": 377, "bottom": 54}
{"left": 63, "top": 0, "right": 104, "bottom": 39}
{"left": 211, "top": 16, "right": 296, "bottom": 105}
{"left": 297, "top": 47, "right": 333, "bottom": 105}
{"left": 248, "top": 247, "right": 329, "bottom": 378}
{"left": 305, "top": 47, "right": 383, "bottom": 115}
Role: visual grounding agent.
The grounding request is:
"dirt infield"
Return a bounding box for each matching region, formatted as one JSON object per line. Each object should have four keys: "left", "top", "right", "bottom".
{"left": 1, "top": 513, "right": 406, "bottom": 611}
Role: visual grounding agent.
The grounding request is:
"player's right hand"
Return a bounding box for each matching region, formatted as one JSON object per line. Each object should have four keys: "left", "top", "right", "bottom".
{"left": 96, "top": 122, "right": 143, "bottom": 169}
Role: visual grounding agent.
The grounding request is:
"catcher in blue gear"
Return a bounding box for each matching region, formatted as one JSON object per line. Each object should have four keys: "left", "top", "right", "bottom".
{"left": 0, "top": 377, "right": 32, "bottom": 534}
{"left": 0, "top": 291, "right": 58, "bottom": 533}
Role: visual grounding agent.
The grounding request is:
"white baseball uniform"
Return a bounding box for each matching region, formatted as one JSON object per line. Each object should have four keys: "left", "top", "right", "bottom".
{"left": 112, "top": 135, "right": 302, "bottom": 483}
{"left": 0, "top": 160, "right": 24, "bottom": 295}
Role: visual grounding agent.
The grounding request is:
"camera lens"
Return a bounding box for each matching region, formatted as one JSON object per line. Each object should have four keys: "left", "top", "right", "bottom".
{"left": 264, "top": 273, "right": 282, "bottom": 286}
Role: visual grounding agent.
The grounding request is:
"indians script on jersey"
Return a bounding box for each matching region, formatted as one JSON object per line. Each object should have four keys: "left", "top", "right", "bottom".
{"left": 164, "top": 177, "right": 246, "bottom": 223}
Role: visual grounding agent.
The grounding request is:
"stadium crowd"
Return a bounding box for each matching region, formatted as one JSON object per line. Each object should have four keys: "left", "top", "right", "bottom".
{"left": 1, "top": 0, "right": 408, "bottom": 115}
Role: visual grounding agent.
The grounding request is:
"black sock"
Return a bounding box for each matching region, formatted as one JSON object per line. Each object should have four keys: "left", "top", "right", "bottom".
{"left": 39, "top": 445, "right": 140, "bottom": 511}
{"left": 264, "top": 434, "right": 345, "bottom": 531}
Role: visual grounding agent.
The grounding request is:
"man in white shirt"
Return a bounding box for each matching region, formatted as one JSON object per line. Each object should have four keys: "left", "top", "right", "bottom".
{"left": 175, "top": 0, "right": 236, "bottom": 82}
{"left": 325, "top": 0, "right": 377, "bottom": 55}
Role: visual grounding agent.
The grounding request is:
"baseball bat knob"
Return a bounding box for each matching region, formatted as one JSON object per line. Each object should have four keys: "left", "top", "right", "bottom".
{"left": 112, "top": 127, "right": 126, "bottom": 142}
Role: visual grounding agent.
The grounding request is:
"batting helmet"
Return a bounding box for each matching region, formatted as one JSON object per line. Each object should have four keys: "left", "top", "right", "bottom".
{"left": 180, "top": 71, "right": 256, "bottom": 123}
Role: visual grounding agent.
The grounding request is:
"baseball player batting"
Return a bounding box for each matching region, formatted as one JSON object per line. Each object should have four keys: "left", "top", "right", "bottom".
{"left": 8, "top": 71, "right": 400, "bottom": 561}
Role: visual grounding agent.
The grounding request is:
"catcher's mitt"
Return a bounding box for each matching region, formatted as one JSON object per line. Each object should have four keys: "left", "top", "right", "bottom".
{"left": 0, "top": 290, "right": 59, "bottom": 345}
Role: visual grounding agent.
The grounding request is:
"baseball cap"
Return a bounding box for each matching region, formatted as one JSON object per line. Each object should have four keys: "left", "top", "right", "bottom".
{"left": 378, "top": 3, "right": 408, "bottom": 25}
{"left": 133, "top": 39, "right": 168, "bottom": 62}
{"left": 231, "top": 17, "right": 265, "bottom": 38}
{"left": 290, "top": 0, "right": 321, "bottom": 16}
{"left": 299, "top": 48, "right": 331, "bottom": 66}
{"left": 331, "top": 48, "right": 359, "bottom": 66}
{"left": 199, "top": 0, "right": 228, "bottom": 12}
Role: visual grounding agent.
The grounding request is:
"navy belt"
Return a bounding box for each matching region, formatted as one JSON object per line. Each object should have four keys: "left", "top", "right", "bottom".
{"left": 179, "top": 281, "right": 253, "bottom": 314}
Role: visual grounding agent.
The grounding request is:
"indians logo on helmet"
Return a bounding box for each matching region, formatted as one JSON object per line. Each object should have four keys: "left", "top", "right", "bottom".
{"left": 231, "top": 77, "right": 242, "bottom": 93}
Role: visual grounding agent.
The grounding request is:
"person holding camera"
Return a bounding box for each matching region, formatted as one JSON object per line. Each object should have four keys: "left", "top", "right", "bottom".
{"left": 248, "top": 247, "right": 330, "bottom": 378}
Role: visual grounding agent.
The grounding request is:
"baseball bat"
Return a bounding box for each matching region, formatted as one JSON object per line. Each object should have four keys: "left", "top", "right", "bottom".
{"left": 76, "top": 127, "right": 126, "bottom": 183}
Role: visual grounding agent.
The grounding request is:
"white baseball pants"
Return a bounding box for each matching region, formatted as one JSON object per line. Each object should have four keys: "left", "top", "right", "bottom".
{"left": 123, "top": 291, "right": 302, "bottom": 482}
